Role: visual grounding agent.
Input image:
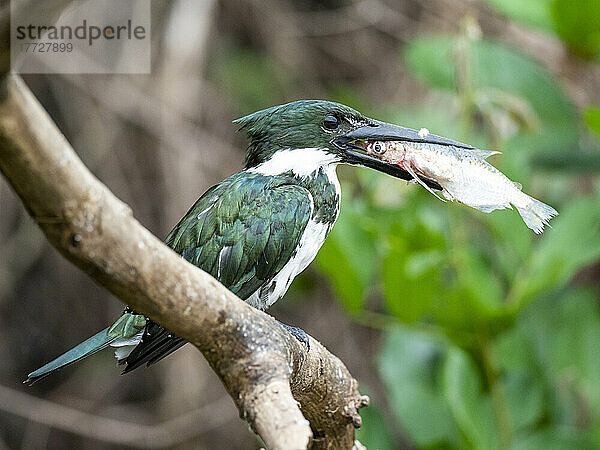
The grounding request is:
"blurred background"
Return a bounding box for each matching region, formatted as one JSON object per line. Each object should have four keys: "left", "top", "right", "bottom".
{"left": 2, "top": 0, "right": 600, "bottom": 448}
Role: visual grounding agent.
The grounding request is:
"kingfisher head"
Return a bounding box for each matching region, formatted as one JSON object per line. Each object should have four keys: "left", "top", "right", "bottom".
{"left": 234, "top": 100, "right": 469, "bottom": 185}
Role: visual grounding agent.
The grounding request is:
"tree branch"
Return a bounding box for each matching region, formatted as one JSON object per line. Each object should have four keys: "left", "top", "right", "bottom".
{"left": 0, "top": 74, "right": 367, "bottom": 449}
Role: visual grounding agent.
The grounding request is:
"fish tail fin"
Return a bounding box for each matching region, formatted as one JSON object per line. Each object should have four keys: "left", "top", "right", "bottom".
{"left": 24, "top": 328, "right": 114, "bottom": 385}
{"left": 515, "top": 194, "right": 558, "bottom": 234}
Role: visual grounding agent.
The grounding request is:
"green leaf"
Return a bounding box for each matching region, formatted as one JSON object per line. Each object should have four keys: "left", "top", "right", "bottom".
{"left": 442, "top": 347, "right": 501, "bottom": 449}
{"left": 493, "top": 327, "right": 535, "bottom": 374}
{"left": 355, "top": 399, "right": 396, "bottom": 450}
{"left": 551, "top": 0, "right": 600, "bottom": 59}
{"left": 503, "top": 373, "right": 544, "bottom": 432}
{"left": 456, "top": 244, "right": 504, "bottom": 315}
{"left": 316, "top": 187, "right": 376, "bottom": 312}
{"left": 492, "top": 328, "right": 545, "bottom": 433}
{"left": 316, "top": 237, "right": 365, "bottom": 313}
{"left": 510, "top": 428, "right": 593, "bottom": 450}
{"left": 403, "top": 37, "right": 455, "bottom": 91}
{"left": 377, "top": 327, "right": 461, "bottom": 447}
{"left": 482, "top": 206, "right": 532, "bottom": 275}
{"left": 518, "top": 289, "right": 600, "bottom": 423}
{"left": 584, "top": 107, "right": 600, "bottom": 137}
{"left": 515, "top": 193, "right": 600, "bottom": 304}
{"left": 382, "top": 221, "right": 445, "bottom": 322}
{"left": 483, "top": 0, "right": 555, "bottom": 32}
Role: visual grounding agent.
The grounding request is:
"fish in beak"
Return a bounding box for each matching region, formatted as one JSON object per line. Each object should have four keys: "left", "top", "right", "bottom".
{"left": 332, "top": 119, "right": 474, "bottom": 190}
{"left": 333, "top": 119, "right": 558, "bottom": 234}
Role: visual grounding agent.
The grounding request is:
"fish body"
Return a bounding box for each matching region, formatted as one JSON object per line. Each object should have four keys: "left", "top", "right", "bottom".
{"left": 366, "top": 141, "right": 557, "bottom": 233}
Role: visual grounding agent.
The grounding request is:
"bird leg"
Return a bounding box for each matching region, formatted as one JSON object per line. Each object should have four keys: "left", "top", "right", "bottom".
{"left": 278, "top": 321, "right": 310, "bottom": 350}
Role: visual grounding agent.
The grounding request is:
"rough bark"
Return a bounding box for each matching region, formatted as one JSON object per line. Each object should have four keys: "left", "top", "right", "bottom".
{"left": 0, "top": 73, "right": 368, "bottom": 449}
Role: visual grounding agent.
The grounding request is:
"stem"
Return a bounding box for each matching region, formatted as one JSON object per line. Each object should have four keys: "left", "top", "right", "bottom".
{"left": 454, "top": 33, "right": 474, "bottom": 141}
{"left": 352, "top": 310, "right": 478, "bottom": 348}
{"left": 479, "top": 331, "right": 513, "bottom": 448}
{"left": 503, "top": 253, "right": 533, "bottom": 311}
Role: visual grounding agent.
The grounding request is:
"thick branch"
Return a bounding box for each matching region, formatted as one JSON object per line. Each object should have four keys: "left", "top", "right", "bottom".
{"left": 0, "top": 74, "right": 367, "bottom": 449}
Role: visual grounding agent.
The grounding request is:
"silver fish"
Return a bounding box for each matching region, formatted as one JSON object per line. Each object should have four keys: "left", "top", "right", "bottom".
{"left": 366, "top": 140, "right": 558, "bottom": 233}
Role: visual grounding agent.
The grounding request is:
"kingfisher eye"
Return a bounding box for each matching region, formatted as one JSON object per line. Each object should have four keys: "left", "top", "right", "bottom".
{"left": 322, "top": 114, "right": 340, "bottom": 131}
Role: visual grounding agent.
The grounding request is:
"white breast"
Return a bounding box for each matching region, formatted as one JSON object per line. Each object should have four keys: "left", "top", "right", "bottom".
{"left": 246, "top": 163, "right": 341, "bottom": 310}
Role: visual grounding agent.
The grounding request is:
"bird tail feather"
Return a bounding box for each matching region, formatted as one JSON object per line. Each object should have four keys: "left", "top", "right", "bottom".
{"left": 24, "top": 328, "right": 114, "bottom": 385}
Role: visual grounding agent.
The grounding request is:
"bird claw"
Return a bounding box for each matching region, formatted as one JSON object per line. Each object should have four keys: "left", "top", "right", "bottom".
{"left": 279, "top": 322, "right": 310, "bottom": 351}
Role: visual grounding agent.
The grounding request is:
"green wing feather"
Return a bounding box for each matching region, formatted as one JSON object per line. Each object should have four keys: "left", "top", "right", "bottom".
{"left": 166, "top": 172, "right": 312, "bottom": 299}
{"left": 122, "top": 172, "right": 312, "bottom": 372}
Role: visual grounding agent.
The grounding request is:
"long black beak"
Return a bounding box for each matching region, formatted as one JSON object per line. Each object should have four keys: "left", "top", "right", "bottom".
{"left": 332, "top": 120, "right": 473, "bottom": 190}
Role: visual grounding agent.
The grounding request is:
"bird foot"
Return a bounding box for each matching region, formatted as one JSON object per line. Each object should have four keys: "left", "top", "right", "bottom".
{"left": 278, "top": 322, "right": 310, "bottom": 351}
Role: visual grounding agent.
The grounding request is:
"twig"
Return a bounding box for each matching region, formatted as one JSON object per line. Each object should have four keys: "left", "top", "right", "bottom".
{"left": 0, "top": 384, "right": 235, "bottom": 448}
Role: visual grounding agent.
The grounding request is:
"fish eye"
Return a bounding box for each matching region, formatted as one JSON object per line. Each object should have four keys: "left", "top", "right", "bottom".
{"left": 322, "top": 114, "right": 340, "bottom": 131}
{"left": 372, "top": 143, "right": 386, "bottom": 155}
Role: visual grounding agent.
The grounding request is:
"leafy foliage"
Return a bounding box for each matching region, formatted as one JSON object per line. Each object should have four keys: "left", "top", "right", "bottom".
{"left": 378, "top": 327, "right": 461, "bottom": 447}
{"left": 314, "top": 18, "right": 600, "bottom": 450}
{"left": 214, "top": 5, "right": 600, "bottom": 447}
{"left": 483, "top": 0, "right": 555, "bottom": 32}
{"left": 316, "top": 184, "right": 377, "bottom": 312}
{"left": 484, "top": 0, "right": 600, "bottom": 59}
{"left": 551, "top": 0, "right": 600, "bottom": 59}
{"left": 585, "top": 107, "right": 600, "bottom": 137}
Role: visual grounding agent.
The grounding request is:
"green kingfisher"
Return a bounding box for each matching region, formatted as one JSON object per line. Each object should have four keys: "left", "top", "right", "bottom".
{"left": 25, "top": 100, "right": 461, "bottom": 384}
